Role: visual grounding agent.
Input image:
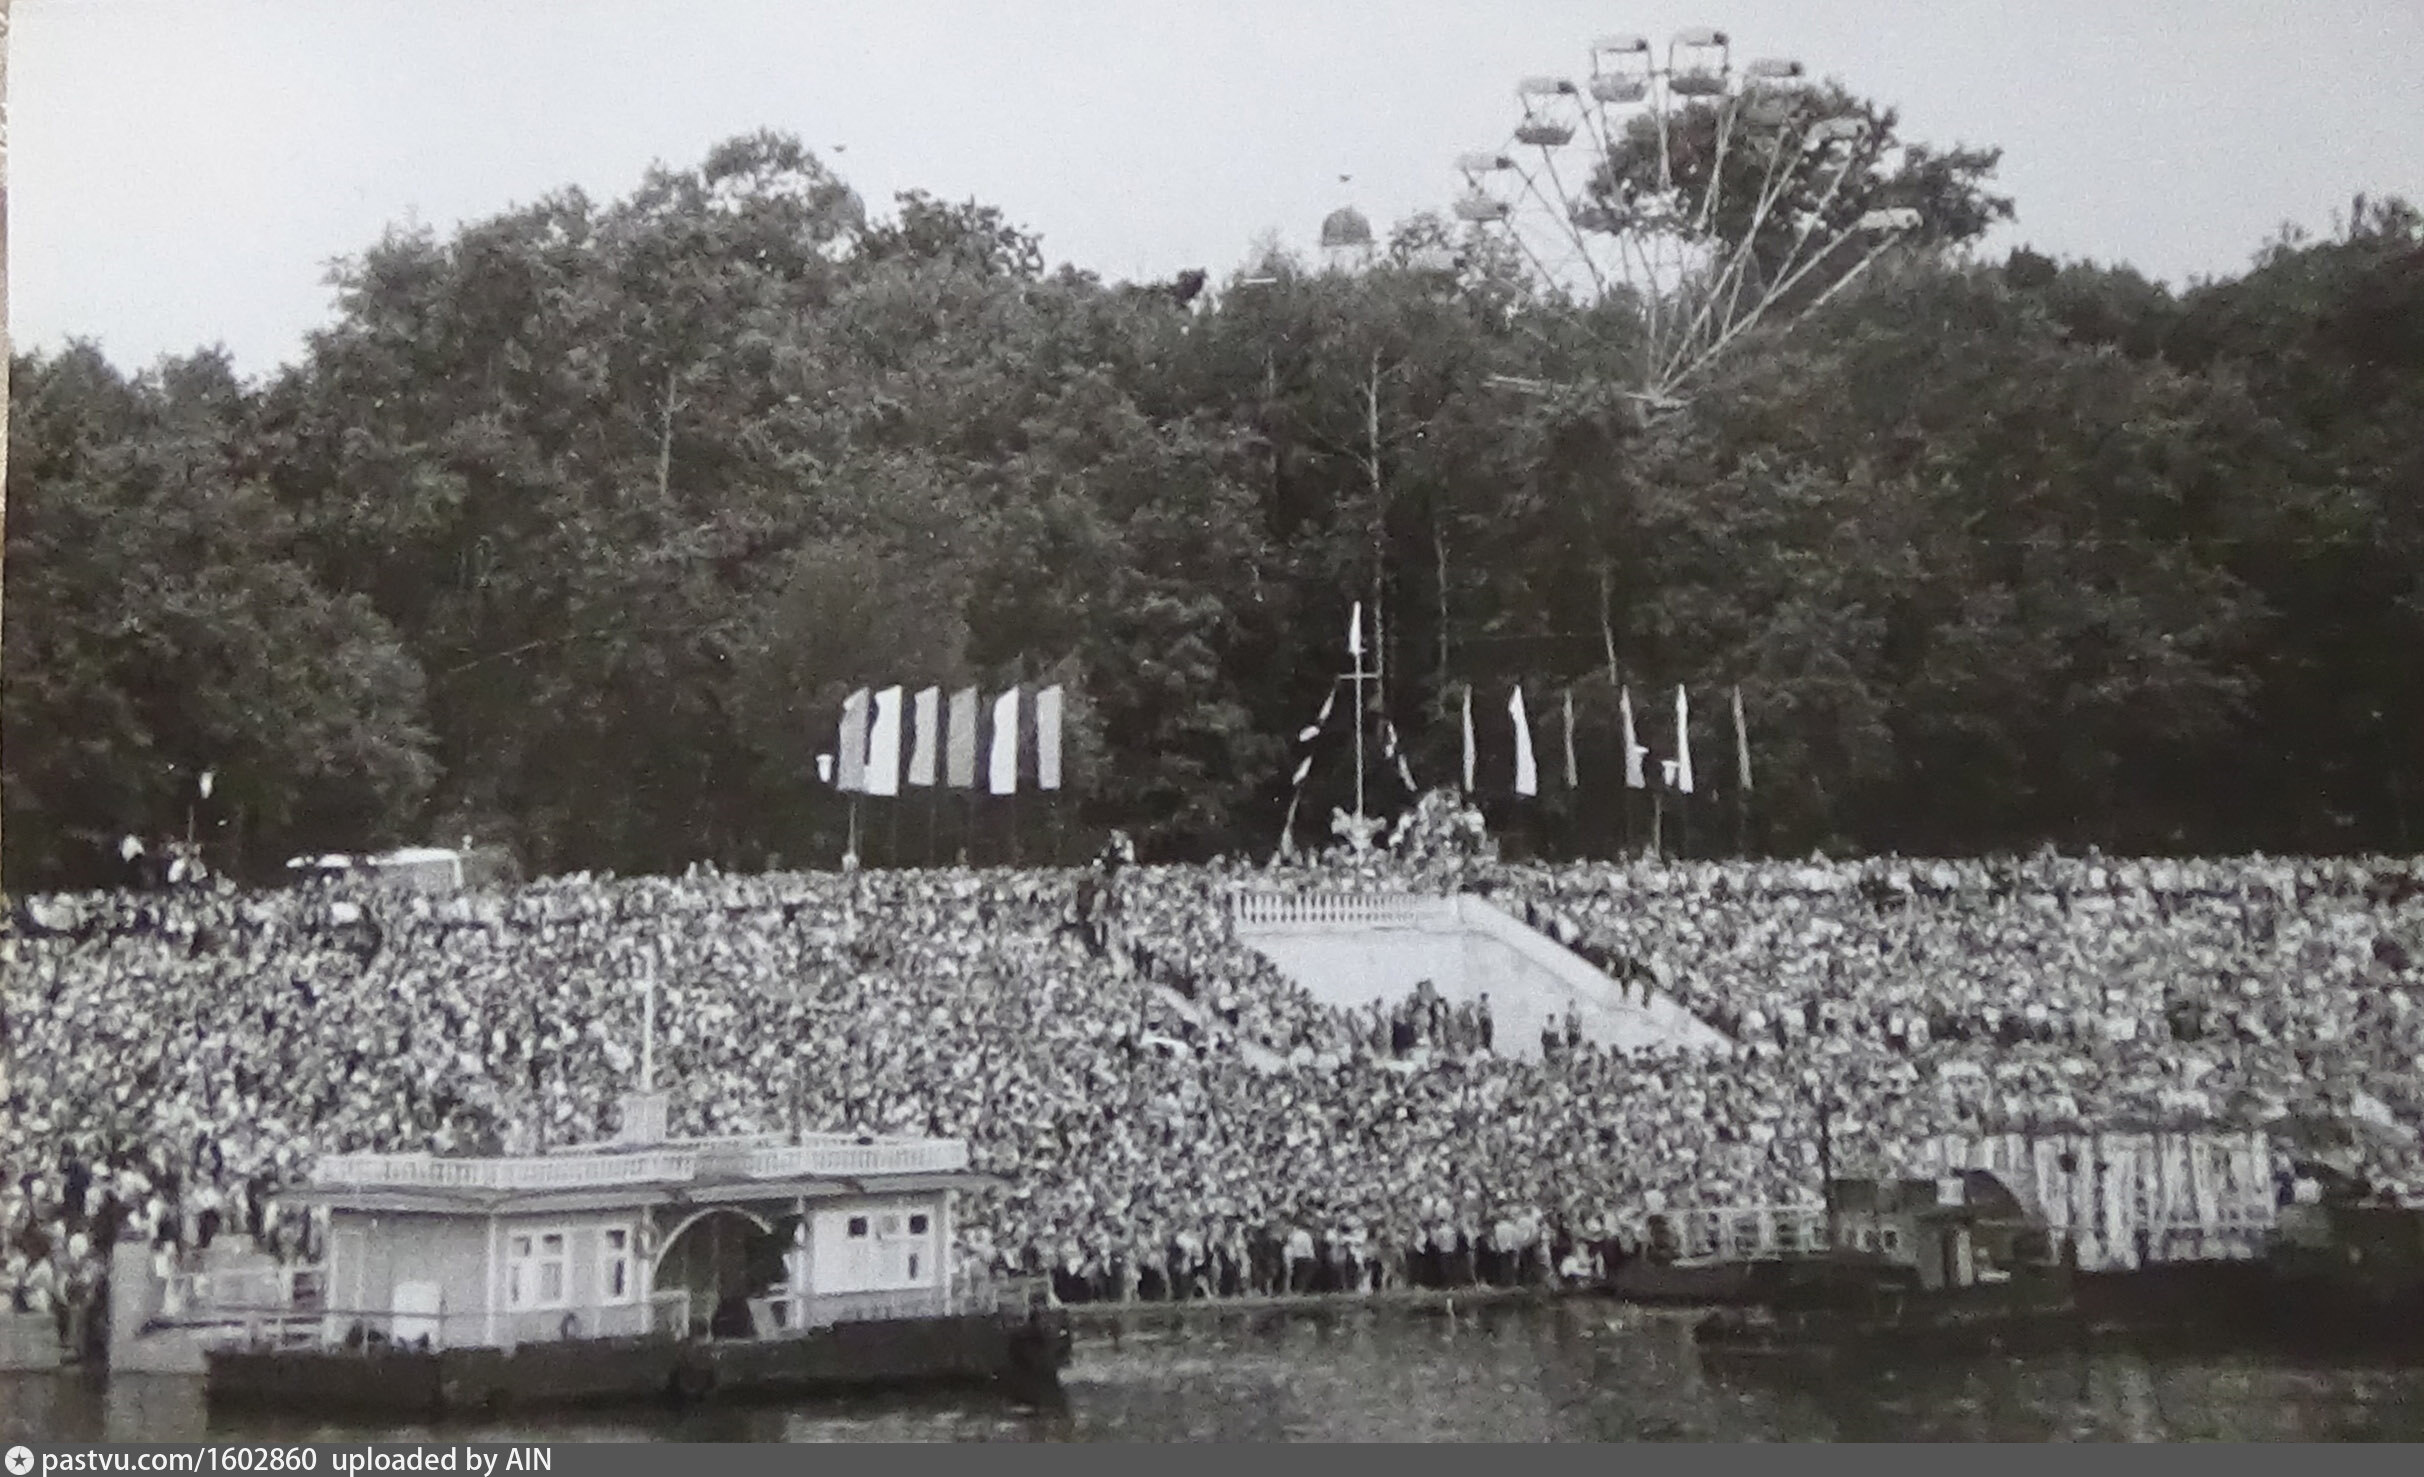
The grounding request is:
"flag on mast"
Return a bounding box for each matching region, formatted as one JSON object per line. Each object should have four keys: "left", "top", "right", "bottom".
{"left": 1299, "top": 686, "right": 1337, "bottom": 744}
{"left": 1619, "top": 686, "right": 1647, "bottom": 790}
{"left": 1561, "top": 688, "right": 1578, "bottom": 789}
{"left": 1509, "top": 687, "right": 1538, "bottom": 797}
{"left": 945, "top": 687, "right": 979, "bottom": 789}
{"left": 987, "top": 688, "right": 1021, "bottom": 796}
{"left": 1460, "top": 684, "right": 1476, "bottom": 792}
{"left": 1380, "top": 720, "right": 1417, "bottom": 792}
{"left": 864, "top": 686, "right": 904, "bottom": 796}
{"left": 1035, "top": 685, "right": 1065, "bottom": 791}
{"left": 1673, "top": 685, "right": 1695, "bottom": 795}
{"left": 1732, "top": 684, "right": 1752, "bottom": 794}
{"left": 907, "top": 687, "right": 941, "bottom": 786}
{"left": 836, "top": 688, "right": 872, "bottom": 792}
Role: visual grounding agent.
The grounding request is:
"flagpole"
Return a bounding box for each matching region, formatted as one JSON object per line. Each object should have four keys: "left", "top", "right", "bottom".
{"left": 1351, "top": 605, "right": 1367, "bottom": 831}
{"left": 846, "top": 795, "right": 860, "bottom": 869}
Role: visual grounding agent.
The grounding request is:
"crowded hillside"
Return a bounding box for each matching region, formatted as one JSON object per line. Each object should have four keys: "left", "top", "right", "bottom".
{"left": 7, "top": 107, "right": 2424, "bottom": 1352}
{"left": 8, "top": 831, "right": 2422, "bottom": 1326}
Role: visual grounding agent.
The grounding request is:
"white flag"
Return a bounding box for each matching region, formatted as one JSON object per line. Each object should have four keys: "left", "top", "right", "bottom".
{"left": 1460, "top": 685, "right": 1476, "bottom": 792}
{"left": 1732, "top": 684, "right": 1752, "bottom": 794}
{"left": 1299, "top": 686, "right": 1337, "bottom": 744}
{"left": 1620, "top": 686, "right": 1647, "bottom": 790}
{"left": 988, "top": 688, "right": 1021, "bottom": 796}
{"left": 945, "top": 687, "right": 979, "bottom": 789}
{"left": 1036, "top": 685, "right": 1065, "bottom": 792}
{"left": 907, "top": 686, "right": 941, "bottom": 787}
{"left": 865, "top": 686, "right": 904, "bottom": 796}
{"left": 1348, "top": 601, "right": 1364, "bottom": 659}
{"left": 1673, "top": 685, "right": 1695, "bottom": 795}
{"left": 1509, "top": 687, "right": 1538, "bottom": 797}
{"left": 1381, "top": 719, "right": 1416, "bottom": 793}
{"left": 1561, "top": 689, "right": 1578, "bottom": 790}
{"left": 836, "top": 688, "right": 872, "bottom": 792}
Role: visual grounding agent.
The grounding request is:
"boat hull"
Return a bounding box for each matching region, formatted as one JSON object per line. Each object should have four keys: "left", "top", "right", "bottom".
{"left": 205, "top": 1313, "right": 1071, "bottom": 1416}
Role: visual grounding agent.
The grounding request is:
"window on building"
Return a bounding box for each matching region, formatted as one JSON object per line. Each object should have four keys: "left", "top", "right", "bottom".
{"left": 1880, "top": 1225, "right": 1903, "bottom": 1255}
{"left": 908, "top": 1214, "right": 929, "bottom": 1236}
{"left": 507, "top": 1228, "right": 571, "bottom": 1310}
{"left": 601, "top": 1228, "right": 633, "bottom": 1305}
{"left": 848, "top": 1216, "right": 869, "bottom": 1238}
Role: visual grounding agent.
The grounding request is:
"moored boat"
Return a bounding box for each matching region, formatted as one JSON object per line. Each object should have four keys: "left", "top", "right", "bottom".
{"left": 131, "top": 1073, "right": 1071, "bottom": 1414}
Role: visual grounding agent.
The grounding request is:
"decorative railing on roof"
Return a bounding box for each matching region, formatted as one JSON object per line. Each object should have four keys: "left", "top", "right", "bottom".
{"left": 310, "top": 1135, "right": 968, "bottom": 1191}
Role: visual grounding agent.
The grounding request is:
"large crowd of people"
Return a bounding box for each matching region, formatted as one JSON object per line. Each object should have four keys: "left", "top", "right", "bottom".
{"left": 7, "top": 803, "right": 2423, "bottom": 1338}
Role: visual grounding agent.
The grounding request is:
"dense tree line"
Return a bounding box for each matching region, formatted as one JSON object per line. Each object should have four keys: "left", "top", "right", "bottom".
{"left": 5, "top": 128, "right": 2419, "bottom": 890}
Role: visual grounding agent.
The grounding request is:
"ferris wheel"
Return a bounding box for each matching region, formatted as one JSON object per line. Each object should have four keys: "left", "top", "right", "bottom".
{"left": 1452, "top": 27, "right": 1924, "bottom": 408}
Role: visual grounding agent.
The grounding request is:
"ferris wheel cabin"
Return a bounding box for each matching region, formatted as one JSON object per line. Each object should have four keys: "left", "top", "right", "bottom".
{"left": 1667, "top": 28, "right": 1731, "bottom": 97}
{"left": 1588, "top": 36, "right": 1653, "bottom": 105}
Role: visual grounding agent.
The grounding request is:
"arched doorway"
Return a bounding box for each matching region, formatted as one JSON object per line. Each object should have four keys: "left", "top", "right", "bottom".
{"left": 653, "top": 1208, "right": 786, "bottom": 1338}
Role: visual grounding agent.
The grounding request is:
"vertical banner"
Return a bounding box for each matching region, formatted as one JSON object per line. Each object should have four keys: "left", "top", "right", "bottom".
{"left": 1036, "top": 685, "right": 1065, "bottom": 792}
{"left": 865, "top": 686, "right": 904, "bottom": 797}
{"left": 1459, "top": 684, "right": 1476, "bottom": 793}
{"left": 1619, "top": 686, "right": 1646, "bottom": 790}
{"left": 1732, "top": 684, "right": 1752, "bottom": 794}
{"left": 1561, "top": 688, "right": 1578, "bottom": 790}
{"left": 988, "top": 688, "right": 1021, "bottom": 796}
{"left": 908, "top": 686, "right": 941, "bottom": 787}
{"left": 1348, "top": 601, "right": 1364, "bottom": 659}
{"left": 946, "top": 687, "right": 979, "bottom": 789}
{"left": 836, "top": 688, "right": 871, "bottom": 792}
{"left": 1509, "top": 686, "right": 1538, "bottom": 797}
{"left": 1673, "top": 685, "right": 1695, "bottom": 795}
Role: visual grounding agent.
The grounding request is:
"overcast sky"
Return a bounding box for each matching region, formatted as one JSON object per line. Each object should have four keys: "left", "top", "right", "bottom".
{"left": 15, "top": 0, "right": 2423, "bottom": 377}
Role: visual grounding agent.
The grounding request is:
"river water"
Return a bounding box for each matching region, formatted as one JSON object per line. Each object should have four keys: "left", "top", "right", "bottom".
{"left": 8, "top": 1301, "right": 2424, "bottom": 1442}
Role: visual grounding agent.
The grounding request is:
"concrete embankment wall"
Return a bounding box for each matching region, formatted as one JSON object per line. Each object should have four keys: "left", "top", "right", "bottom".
{"left": 107, "top": 1240, "right": 210, "bottom": 1374}
{"left": 0, "top": 1311, "right": 64, "bottom": 1372}
{"left": 1232, "top": 892, "right": 1731, "bottom": 1058}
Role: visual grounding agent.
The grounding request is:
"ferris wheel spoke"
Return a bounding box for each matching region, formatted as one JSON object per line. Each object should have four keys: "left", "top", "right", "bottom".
{"left": 1691, "top": 140, "right": 1805, "bottom": 365}
{"left": 1531, "top": 147, "right": 1612, "bottom": 300}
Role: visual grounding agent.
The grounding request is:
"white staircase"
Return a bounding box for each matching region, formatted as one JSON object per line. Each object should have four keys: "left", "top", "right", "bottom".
{"left": 1231, "top": 890, "right": 1731, "bottom": 1058}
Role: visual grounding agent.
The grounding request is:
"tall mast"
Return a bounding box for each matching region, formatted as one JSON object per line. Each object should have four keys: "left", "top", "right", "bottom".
{"left": 1351, "top": 604, "right": 1367, "bottom": 829}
